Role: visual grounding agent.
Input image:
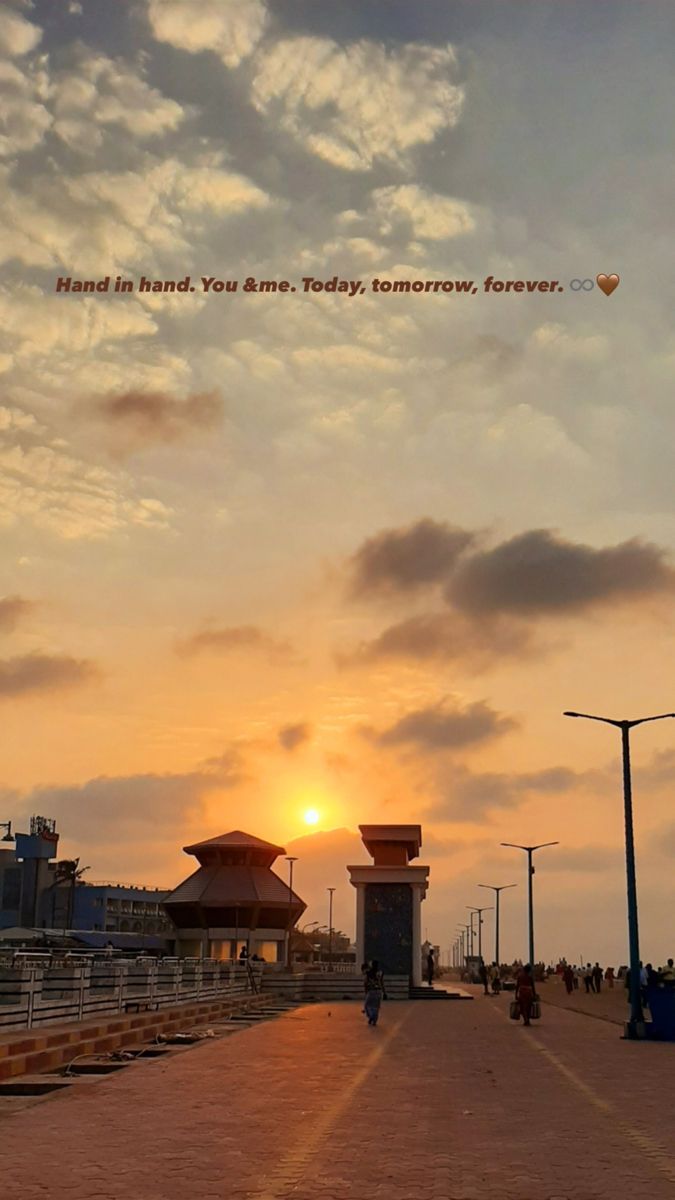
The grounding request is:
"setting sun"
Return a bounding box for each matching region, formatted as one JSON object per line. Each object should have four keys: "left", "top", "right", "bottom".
{"left": 303, "top": 808, "right": 320, "bottom": 826}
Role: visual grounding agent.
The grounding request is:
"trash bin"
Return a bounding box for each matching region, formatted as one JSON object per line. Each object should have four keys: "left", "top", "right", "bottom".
{"left": 645, "top": 986, "right": 675, "bottom": 1041}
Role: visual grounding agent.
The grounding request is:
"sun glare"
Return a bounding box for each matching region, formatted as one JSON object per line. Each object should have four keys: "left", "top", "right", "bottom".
{"left": 303, "top": 808, "right": 320, "bottom": 826}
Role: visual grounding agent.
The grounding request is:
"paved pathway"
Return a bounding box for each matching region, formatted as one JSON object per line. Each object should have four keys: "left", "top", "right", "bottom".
{"left": 2, "top": 991, "right": 675, "bottom": 1200}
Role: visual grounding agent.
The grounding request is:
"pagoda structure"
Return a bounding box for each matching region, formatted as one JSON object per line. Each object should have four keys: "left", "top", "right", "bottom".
{"left": 347, "top": 825, "right": 429, "bottom": 986}
{"left": 163, "top": 830, "right": 306, "bottom": 961}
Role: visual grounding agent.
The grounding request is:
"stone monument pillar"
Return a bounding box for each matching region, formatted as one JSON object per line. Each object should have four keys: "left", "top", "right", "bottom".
{"left": 348, "top": 825, "right": 429, "bottom": 987}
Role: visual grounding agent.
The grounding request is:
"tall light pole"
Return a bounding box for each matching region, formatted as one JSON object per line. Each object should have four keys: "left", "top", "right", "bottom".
{"left": 285, "top": 856, "right": 298, "bottom": 970}
{"left": 478, "top": 884, "right": 516, "bottom": 966}
{"left": 467, "top": 906, "right": 493, "bottom": 962}
{"left": 457, "top": 925, "right": 469, "bottom": 966}
{"left": 466, "top": 909, "right": 476, "bottom": 957}
{"left": 501, "top": 841, "right": 558, "bottom": 971}
{"left": 564, "top": 709, "right": 675, "bottom": 1038}
{"left": 327, "top": 887, "right": 335, "bottom": 972}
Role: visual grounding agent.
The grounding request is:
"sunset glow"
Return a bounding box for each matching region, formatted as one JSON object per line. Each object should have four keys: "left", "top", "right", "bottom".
{"left": 1, "top": 0, "right": 674, "bottom": 970}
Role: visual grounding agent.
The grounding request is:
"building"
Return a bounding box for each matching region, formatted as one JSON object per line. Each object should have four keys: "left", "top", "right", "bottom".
{"left": 0, "top": 816, "right": 173, "bottom": 950}
{"left": 348, "top": 824, "right": 429, "bottom": 986}
{"left": 163, "top": 830, "right": 306, "bottom": 961}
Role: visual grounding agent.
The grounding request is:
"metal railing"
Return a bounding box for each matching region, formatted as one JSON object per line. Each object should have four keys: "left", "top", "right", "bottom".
{"left": 0, "top": 959, "right": 264, "bottom": 1031}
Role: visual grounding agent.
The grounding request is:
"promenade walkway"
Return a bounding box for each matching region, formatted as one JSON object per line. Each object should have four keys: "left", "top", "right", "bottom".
{"left": 2, "top": 989, "right": 675, "bottom": 1200}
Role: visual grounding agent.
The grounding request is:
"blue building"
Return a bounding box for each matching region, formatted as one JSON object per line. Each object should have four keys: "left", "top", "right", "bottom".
{"left": 0, "top": 816, "right": 174, "bottom": 950}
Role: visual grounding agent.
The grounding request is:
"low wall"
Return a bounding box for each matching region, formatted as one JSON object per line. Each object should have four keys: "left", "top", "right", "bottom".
{"left": 261, "top": 972, "right": 410, "bottom": 1002}
{"left": 0, "top": 960, "right": 264, "bottom": 1031}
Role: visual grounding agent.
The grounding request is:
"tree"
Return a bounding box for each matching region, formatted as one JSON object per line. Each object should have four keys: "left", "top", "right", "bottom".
{"left": 54, "top": 858, "right": 90, "bottom": 932}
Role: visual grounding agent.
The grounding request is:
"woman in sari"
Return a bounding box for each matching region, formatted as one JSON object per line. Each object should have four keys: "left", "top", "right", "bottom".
{"left": 515, "top": 962, "right": 535, "bottom": 1026}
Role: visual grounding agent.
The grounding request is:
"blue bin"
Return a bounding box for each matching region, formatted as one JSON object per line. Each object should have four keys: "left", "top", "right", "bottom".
{"left": 646, "top": 986, "right": 675, "bottom": 1040}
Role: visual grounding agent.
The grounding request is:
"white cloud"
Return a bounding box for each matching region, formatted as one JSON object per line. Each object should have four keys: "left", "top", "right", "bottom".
{"left": 371, "top": 184, "right": 476, "bottom": 240}
{"left": 52, "top": 53, "right": 185, "bottom": 150}
{"left": 147, "top": 0, "right": 267, "bottom": 67}
{"left": 251, "top": 38, "right": 463, "bottom": 170}
{"left": 0, "top": 157, "right": 271, "bottom": 273}
{"left": 0, "top": 9, "right": 42, "bottom": 57}
{"left": 0, "top": 405, "right": 171, "bottom": 539}
{"left": 0, "top": 59, "right": 51, "bottom": 156}
{"left": 0, "top": 286, "right": 157, "bottom": 356}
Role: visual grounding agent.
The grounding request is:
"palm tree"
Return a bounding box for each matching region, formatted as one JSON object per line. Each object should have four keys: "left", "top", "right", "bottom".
{"left": 54, "top": 858, "right": 90, "bottom": 933}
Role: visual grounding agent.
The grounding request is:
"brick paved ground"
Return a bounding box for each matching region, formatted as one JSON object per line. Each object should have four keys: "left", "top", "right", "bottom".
{"left": 538, "top": 977, "right": 629, "bottom": 1024}
{"left": 2, "top": 992, "right": 675, "bottom": 1200}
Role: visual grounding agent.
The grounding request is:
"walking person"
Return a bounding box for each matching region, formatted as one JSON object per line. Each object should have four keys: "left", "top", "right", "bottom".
{"left": 489, "top": 962, "right": 501, "bottom": 994}
{"left": 592, "top": 962, "right": 603, "bottom": 993}
{"left": 583, "top": 963, "right": 594, "bottom": 993}
{"left": 426, "top": 947, "right": 435, "bottom": 987}
{"left": 515, "top": 963, "right": 536, "bottom": 1027}
{"left": 363, "top": 960, "right": 385, "bottom": 1026}
{"left": 478, "top": 959, "right": 489, "bottom": 996}
{"left": 604, "top": 965, "right": 615, "bottom": 989}
{"left": 563, "top": 963, "right": 575, "bottom": 995}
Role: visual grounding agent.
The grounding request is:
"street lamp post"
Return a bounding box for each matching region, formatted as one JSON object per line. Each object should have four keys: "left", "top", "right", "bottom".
{"left": 466, "top": 910, "right": 476, "bottom": 957}
{"left": 478, "top": 884, "right": 517, "bottom": 966}
{"left": 285, "top": 856, "right": 298, "bottom": 970}
{"left": 501, "top": 842, "right": 558, "bottom": 971}
{"left": 564, "top": 709, "right": 675, "bottom": 1039}
{"left": 467, "top": 906, "right": 493, "bottom": 962}
{"left": 456, "top": 925, "right": 469, "bottom": 967}
{"left": 327, "top": 887, "right": 335, "bottom": 972}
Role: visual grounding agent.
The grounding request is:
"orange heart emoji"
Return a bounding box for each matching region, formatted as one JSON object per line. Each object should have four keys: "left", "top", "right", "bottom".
{"left": 596, "top": 273, "right": 620, "bottom": 296}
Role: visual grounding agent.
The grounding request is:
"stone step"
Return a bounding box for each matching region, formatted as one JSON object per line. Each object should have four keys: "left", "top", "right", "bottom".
{"left": 0, "top": 994, "right": 276, "bottom": 1082}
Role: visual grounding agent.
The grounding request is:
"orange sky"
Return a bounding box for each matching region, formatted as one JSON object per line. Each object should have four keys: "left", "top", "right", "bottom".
{"left": 1, "top": 1, "right": 675, "bottom": 966}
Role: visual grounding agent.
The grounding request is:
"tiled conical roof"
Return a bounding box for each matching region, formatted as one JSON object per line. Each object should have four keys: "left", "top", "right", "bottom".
{"left": 183, "top": 830, "right": 285, "bottom": 855}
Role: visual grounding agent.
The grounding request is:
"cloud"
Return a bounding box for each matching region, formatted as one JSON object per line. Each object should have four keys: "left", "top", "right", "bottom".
{"left": 147, "top": 0, "right": 267, "bottom": 68}
{"left": 371, "top": 185, "right": 476, "bottom": 240}
{"left": 0, "top": 400, "right": 172, "bottom": 539}
{"left": 340, "top": 521, "right": 675, "bottom": 667}
{"left": 96, "top": 389, "right": 223, "bottom": 448}
{"left": 0, "top": 9, "right": 41, "bottom": 57}
{"left": 366, "top": 698, "right": 516, "bottom": 754}
{"left": 21, "top": 748, "right": 245, "bottom": 840}
{"left": 448, "top": 530, "right": 674, "bottom": 616}
{"left": 0, "top": 59, "right": 51, "bottom": 157}
{"left": 341, "top": 611, "right": 531, "bottom": 668}
{"left": 426, "top": 764, "right": 582, "bottom": 821}
{"left": 251, "top": 38, "right": 463, "bottom": 171}
{"left": 177, "top": 625, "right": 295, "bottom": 662}
{"left": 0, "top": 595, "right": 32, "bottom": 633}
{"left": 0, "top": 158, "right": 271, "bottom": 273}
{"left": 278, "top": 722, "right": 312, "bottom": 752}
{"left": 52, "top": 51, "right": 185, "bottom": 150}
{"left": 0, "top": 653, "right": 97, "bottom": 698}
{"left": 348, "top": 518, "right": 474, "bottom": 597}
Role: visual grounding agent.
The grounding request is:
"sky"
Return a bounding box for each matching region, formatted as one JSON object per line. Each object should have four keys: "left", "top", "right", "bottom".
{"left": 1, "top": 0, "right": 675, "bottom": 966}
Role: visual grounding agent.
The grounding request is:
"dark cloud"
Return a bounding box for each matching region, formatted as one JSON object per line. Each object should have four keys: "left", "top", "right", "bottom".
{"left": 348, "top": 518, "right": 474, "bottom": 597}
{"left": 0, "top": 653, "right": 97, "bottom": 698}
{"left": 340, "top": 522, "right": 674, "bottom": 667}
{"left": 340, "top": 611, "right": 531, "bottom": 667}
{"left": 278, "top": 722, "right": 312, "bottom": 752}
{"left": 426, "top": 764, "right": 582, "bottom": 820}
{"left": 97, "top": 389, "right": 222, "bottom": 446}
{"left": 17, "top": 748, "right": 246, "bottom": 840}
{"left": 0, "top": 595, "right": 32, "bottom": 633}
{"left": 366, "top": 699, "right": 516, "bottom": 754}
{"left": 448, "top": 530, "right": 674, "bottom": 616}
{"left": 177, "top": 625, "right": 295, "bottom": 662}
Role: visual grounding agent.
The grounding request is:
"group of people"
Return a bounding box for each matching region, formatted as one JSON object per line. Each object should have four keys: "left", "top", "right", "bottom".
{"left": 478, "top": 961, "right": 503, "bottom": 995}
{"left": 561, "top": 962, "right": 610, "bottom": 994}
{"left": 560, "top": 958, "right": 675, "bottom": 998}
